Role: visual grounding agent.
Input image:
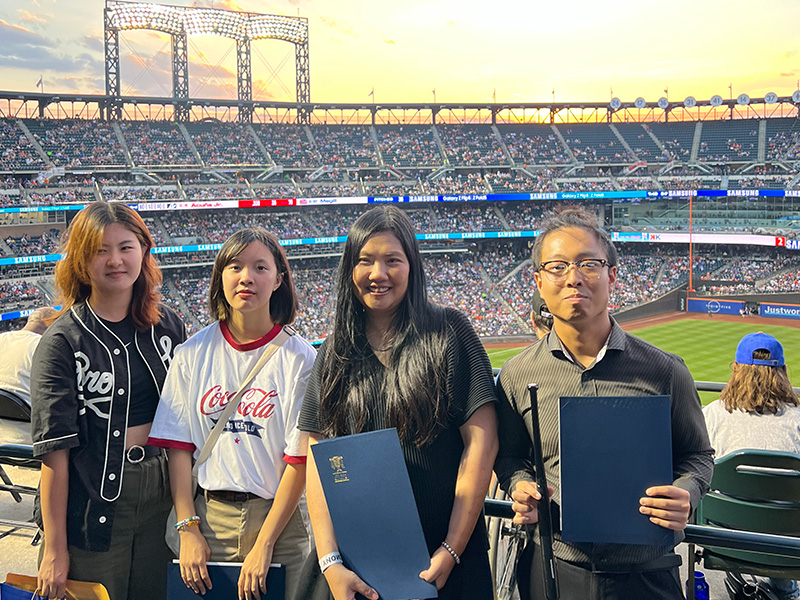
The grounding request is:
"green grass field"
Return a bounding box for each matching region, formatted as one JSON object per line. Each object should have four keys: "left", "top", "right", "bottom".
{"left": 487, "top": 319, "right": 800, "bottom": 405}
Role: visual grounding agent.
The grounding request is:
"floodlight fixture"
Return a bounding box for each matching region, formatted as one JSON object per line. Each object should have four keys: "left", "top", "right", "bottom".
{"left": 106, "top": 1, "right": 309, "bottom": 44}
{"left": 104, "top": 1, "right": 311, "bottom": 122}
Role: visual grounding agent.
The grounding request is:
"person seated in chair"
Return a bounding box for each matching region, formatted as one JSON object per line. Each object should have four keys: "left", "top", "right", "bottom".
{"left": 703, "top": 332, "right": 800, "bottom": 600}
{"left": 0, "top": 307, "right": 58, "bottom": 407}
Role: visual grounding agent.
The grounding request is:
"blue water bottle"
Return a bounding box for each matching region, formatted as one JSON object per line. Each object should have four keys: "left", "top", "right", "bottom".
{"left": 687, "top": 571, "right": 710, "bottom": 600}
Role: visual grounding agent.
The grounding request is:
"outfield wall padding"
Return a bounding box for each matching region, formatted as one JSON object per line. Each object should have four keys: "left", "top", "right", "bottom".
{"left": 612, "top": 286, "right": 688, "bottom": 324}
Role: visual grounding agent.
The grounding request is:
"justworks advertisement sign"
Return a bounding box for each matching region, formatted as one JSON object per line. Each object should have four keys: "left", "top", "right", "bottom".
{"left": 760, "top": 302, "right": 800, "bottom": 320}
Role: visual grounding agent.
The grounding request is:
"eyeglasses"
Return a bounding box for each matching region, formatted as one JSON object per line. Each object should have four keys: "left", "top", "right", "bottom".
{"left": 538, "top": 259, "right": 611, "bottom": 280}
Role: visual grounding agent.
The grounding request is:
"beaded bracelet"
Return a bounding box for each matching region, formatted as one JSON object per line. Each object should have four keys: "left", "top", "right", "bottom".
{"left": 441, "top": 541, "right": 461, "bottom": 565}
{"left": 174, "top": 516, "right": 201, "bottom": 532}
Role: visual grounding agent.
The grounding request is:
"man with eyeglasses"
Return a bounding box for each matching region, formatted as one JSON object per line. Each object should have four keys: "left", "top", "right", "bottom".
{"left": 494, "top": 207, "right": 713, "bottom": 600}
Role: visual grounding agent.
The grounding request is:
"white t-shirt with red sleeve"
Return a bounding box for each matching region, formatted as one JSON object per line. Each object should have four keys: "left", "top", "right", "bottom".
{"left": 148, "top": 321, "right": 316, "bottom": 500}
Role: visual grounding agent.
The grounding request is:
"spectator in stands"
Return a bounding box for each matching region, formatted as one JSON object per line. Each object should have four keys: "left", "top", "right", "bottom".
{"left": 703, "top": 332, "right": 800, "bottom": 600}
{"left": 0, "top": 306, "right": 57, "bottom": 405}
{"left": 30, "top": 202, "right": 186, "bottom": 600}
{"left": 148, "top": 227, "right": 315, "bottom": 600}
{"left": 530, "top": 289, "right": 552, "bottom": 340}
{"left": 296, "top": 205, "right": 498, "bottom": 600}
{"left": 494, "top": 206, "right": 713, "bottom": 600}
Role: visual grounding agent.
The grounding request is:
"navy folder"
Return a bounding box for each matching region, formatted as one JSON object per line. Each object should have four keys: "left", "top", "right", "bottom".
{"left": 558, "top": 395, "right": 674, "bottom": 546}
{"left": 167, "top": 561, "right": 285, "bottom": 600}
{"left": 312, "top": 428, "right": 438, "bottom": 600}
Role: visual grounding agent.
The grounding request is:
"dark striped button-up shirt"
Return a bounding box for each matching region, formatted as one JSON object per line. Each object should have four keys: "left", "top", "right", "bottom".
{"left": 494, "top": 318, "right": 714, "bottom": 566}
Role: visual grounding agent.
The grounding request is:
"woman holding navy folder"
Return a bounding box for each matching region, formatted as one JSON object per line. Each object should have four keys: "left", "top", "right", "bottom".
{"left": 296, "top": 206, "right": 498, "bottom": 600}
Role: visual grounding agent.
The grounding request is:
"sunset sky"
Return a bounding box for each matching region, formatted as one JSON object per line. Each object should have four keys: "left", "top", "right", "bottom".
{"left": 1, "top": 0, "right": 799, "bottom": 105}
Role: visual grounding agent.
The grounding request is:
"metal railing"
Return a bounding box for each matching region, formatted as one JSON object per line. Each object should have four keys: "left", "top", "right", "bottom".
{"left": 484, "top": 498, "right": 800, "bottom": 560}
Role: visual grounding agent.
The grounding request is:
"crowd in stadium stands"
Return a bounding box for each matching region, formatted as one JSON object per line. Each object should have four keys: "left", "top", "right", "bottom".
{"left": 251, "top": 183, "right": 299, "bottom": 199}
{"left": 300, "top": 184, "right": 360, "bottom": 198}
{"left": 768, "top": 129, "right": 800, "bottom": 160}
{"left": 5, "top": 241, "right": 800, "bottom": 339}
{"left": 609, "top": 255, "right": 666, "bottom": 310}
{"left": 378, "top": 127, "right": 442, "bottom": 167}
{"left": 426, "top": 255, "right": 520, "bottom": 336}
{"left": 254, "top": 124, "right": 318, "bottom": 168}
{"left": 558, "top": 179, "right": 615, "bottom": 192}
{"left": 5, "top": 117, "right": 800, "bottom": 338}
{"left": 502, "top": 130, "right": 570, "bottom": 165}
{"left": 103, "top": 186, "right": 180, "bottom": 202}
{"left": 311, "top": 126, "right": 378, "bottom": 168}
{"left": 292, "top": 267, "right": 337, "bottom": 341}
{"left": 189, "top": 123, "right": 265, "bottom": 165}
{"left": 617, "top": 176, "right": 658, "bottom": 190}
{"left": 27, "top": 119, "right": 125, "bottom": 166}
{"left": 752, "top": 269, "right": 800, "bottom": 293}
{"left": 27, "top": 188, "right": 96, "bottom": 205}
{"left": 158, "top": 209, "right": 315, "bottom": 243}
{"left": 4, "top": 231, "right": 61, "bottom": 256}
{"left": 301, "top": 206, "right": 364, "bottom": 237}
{"left": 486, "top": 169, "right": 556, "bottom": 193}
{"left": 703, "top": 255, "right": 800, "bottom": 282}
{"left": 1, "top": 119, "right": 44, "bottom": 171}
{"left": 120, "top": 122, "right": 196, "bottom": 166}
{"left": 364, "top": 181, "right": 422, "bottom": 196}
{"left": 438, "top": 126, "right": 508, "bottom": 166}
{"left": 430, "top": 173, "right": 487, "bottom": 195}
{"left": 184, "top": 185, "right": 252, "bottom": 200}
{"left": 0, "top": 117, "right": 798, "bottom": 181}
{"left": 0, "top": 280, "right": 45, "bottom": 311}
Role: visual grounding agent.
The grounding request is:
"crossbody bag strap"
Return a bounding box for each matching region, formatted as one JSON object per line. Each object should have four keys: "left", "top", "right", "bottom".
{"left": 193, "top": 325, "right": 295, "bottom": 473}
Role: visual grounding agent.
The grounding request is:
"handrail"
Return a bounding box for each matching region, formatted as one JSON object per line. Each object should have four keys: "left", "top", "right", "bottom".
{"left": 484, "top": 498, "right": 800, "bottom": 560}
{"left": 489, "top": 373, "right": 800, "bottom": 395}
{"left": 695, "top": 380, "right": 800, "bottom": 394}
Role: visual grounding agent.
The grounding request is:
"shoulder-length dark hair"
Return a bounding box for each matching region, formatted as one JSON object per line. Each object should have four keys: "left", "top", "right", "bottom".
{"left": 54, "top": 202, "right": 162, "bottom": 329}
{"left": 208, "top": 227, "right": 297, "bottom": 325}
{"left": 319, "top": 206, "right": 448, "bottom": 446}
{"left": 720, "top": 349, "right": 799, "bottom": 414}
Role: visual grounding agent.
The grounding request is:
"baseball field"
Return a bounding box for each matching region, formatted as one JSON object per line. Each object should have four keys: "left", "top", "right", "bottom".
{"left": 486, "top": 312, "right": 800, "bottom": 405}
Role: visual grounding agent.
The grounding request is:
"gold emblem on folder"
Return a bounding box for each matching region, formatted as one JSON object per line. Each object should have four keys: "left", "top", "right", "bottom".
{"left": 329, "top": 456, "right": 349, "bottom": 483}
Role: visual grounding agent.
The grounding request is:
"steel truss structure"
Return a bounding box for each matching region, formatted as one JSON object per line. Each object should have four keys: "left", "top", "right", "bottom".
{"left": 103, "top": 0, "right": 310, "bottom": 123}
{"left": 2, "top": 90, "right": 799, "bottom": 125}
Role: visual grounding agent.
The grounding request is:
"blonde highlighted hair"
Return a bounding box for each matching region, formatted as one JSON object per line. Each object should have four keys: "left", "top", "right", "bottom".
{"left": 54, "top": 202, "right": 162, "bottom": 329}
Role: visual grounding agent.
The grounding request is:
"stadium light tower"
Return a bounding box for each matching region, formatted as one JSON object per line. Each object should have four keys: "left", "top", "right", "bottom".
{"left": 103, "top": 1, "right": 310, "bottom": 123}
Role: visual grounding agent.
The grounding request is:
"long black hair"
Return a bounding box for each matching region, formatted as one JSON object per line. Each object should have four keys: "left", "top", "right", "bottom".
{"left": 319, "top": 206, "right": 449, "bottom": 446}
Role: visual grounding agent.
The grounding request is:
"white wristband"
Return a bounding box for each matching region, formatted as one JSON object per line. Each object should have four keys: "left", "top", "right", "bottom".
{"left": 318, "top": 551, "right": 343, "bottom": 573}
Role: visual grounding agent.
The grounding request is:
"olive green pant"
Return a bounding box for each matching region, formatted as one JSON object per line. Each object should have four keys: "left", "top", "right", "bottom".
{"left": 196, "top": 492, "right": 310, "bottom": 600}
{"left": 40, "top": 454, "right": 172, "bottom": 600}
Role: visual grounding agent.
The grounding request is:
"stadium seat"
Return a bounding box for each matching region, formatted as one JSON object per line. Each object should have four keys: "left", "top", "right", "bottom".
{"left": 688, "top": 449, "right": 800, "bottom": 599}
{"left": 0, "top": 443, "right": 40, "bottom": 542}
{"left": 0, "top": 390, "right": 30, "bottom": 422}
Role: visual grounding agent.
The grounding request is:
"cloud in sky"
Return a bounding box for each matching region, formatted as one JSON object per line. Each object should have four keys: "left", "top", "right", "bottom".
{"left": 2, "top": 0, "right": 800, "bottom": 102}
{"left": 0, "top": 20, "right": 102, "bottom": 75}
{"left": 16, "top": 10, "right": 48, "bottom": 24}
{"left": 319, "top": 16, "right": 357, "bottom": 38}
{"left": 0, "top": 19, "right": 54, "bottom": 47}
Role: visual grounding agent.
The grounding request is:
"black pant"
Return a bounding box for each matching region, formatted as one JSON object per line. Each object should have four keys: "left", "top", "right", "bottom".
{"left": 520, "top": 542, "right": 685, "bottom": 600}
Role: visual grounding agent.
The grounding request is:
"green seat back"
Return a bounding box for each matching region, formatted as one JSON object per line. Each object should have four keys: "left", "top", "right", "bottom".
{"left": 695, "top": 449, "right": 800, "bottom": 575}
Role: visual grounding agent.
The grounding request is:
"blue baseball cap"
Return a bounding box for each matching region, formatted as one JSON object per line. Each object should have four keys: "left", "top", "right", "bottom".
{"left": 735, "top": 332, "right": 784, "bottom": 367}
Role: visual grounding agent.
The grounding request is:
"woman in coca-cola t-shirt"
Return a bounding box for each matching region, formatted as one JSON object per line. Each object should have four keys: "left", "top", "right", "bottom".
{"left": 149, "top": 227, "right": 317, "bottom": 600}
